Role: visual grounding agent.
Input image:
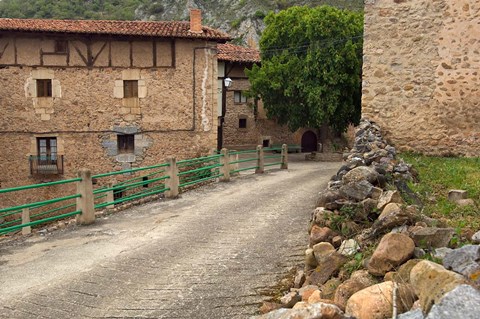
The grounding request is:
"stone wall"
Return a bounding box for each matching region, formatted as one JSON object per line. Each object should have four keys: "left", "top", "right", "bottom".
{"left": 362, "top": 0, "right": 480, "bottom": 156}
{"left": 0, "top": 35, "right": 218, "bottom": 207}
{"left": 222, "top": 64, "right": 309, "bottom": 149}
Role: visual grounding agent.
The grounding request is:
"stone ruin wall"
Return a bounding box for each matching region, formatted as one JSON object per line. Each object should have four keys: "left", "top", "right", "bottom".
{"left": 362, "top": 0, "right": 480, "bottom": 156}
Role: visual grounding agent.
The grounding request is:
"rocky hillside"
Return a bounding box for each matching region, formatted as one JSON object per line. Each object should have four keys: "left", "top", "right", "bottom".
{"left": 0, "top": 0, "right": 363, "bottom": 45}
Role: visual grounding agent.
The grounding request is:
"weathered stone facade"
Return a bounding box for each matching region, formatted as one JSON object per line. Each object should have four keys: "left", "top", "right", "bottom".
{"left": 0, "top": 27, "right": 223, "bottom": 207}
{"left": 220, "top": 63, "right": 316, "bottom": 149}
{"left": 362, "top": 0, "right": 480, "bottom": 156}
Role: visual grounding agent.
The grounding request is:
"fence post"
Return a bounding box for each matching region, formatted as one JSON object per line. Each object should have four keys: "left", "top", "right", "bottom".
{"left": 281, "top": 144, "right": 289, "bottom": 169}
{"left": 165, "top": 157, "right": 179, "bottom": 198}
{"left": 255, "top": 145, "right": 264, "bottom": 174}
{"left": 76, "top": 168, "right": 95, "bottom": 225}
{"left": 21, "top": 208, "right": 31, "bottom": 235}
{"left": 220, "top": 148, "right": 230, "bottom": 182}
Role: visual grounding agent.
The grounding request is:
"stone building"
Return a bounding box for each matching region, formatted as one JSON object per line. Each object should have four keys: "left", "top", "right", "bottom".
{"left": 217, "top": 43, "right": 319, "bottom": 151}
{"left": 0, "top": 11, "right": 230, "bottom": 201}
{"left": 362, "top": 0, "right": 480, "bottom": 156}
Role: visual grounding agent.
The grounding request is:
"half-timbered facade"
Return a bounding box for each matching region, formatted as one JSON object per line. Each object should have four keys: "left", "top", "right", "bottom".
{"left": 0, "top": 11, "right": 229, "bottom": 197}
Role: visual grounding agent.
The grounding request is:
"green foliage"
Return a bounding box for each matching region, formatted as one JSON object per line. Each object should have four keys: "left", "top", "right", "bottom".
{"left": 246, "top": 6, "right": 363, "bottom": 133}
{"left": 400, "top": 153, "right": 480, "bottom": 230}
{"left": 230, "top": 17, "right": 245, "bottom": 29}
{"left": 253, "top": 10, "right": 266, "bottom": 20}
{"left": 0, "top": 0, "right": 146, "bottom": 20}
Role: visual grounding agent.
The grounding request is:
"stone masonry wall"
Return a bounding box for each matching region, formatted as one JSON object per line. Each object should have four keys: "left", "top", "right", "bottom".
{"left": 222, "top": 64, "right": 305, "bottom": 149}
{"left": 0, "top": 36, "right": 218, "bottom": 208}
{"left": 362, "top": 0, "right": 480, "bottom": 156}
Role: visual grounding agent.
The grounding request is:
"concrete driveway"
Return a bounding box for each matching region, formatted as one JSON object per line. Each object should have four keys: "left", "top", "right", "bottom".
{"left": 0, "top": 157, "right": 339, "bottom": 319}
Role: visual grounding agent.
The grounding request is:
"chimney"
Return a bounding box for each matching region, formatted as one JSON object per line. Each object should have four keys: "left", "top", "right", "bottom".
{"left": 189, "top": 9, "right": 202, "bottom": 33}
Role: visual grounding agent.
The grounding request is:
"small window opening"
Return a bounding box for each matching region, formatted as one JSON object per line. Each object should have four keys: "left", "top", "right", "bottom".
{"left": 263, "top": 139, "right": 270, "bottom": 148}
{"left": 117, "top": 134, "right": 135, "bottom": 154}
{"left": 234, "top": 91, "right": 247, "bottom": 103}
{"left": 55, "top": 40, "right": 67, "bottom": 53}
{"left": 37, "top": 79, "right": 52, "bottom": 97}
{"left": 239, "top": 118, "right": 247, "bottom": 129}
{"left": 124, "top": 80, "right": 139, "bottom": 98}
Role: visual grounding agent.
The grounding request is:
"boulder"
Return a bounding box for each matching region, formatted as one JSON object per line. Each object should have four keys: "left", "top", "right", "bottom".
{"left": 472, "top": 230, "right": 480, "bottom": 244}
{"left": 280, "top": 291, "right": 301, "bottom": 308}
{"left": 313, "top": 242, "right": 336, "bottom": 263}
{"left": 292, "top": 302, "right": 309, "bottom": 310}
{"left": 318, "top": 189, "right": 344, "bottom": 208}
{"left": 253, "top": 302, "right": 351, "bottom": 319}
{"left": 334, "top": 270, "right": 376, "bottom": 309}
{"left": 342, "top": 166, "right": 378, "bottom": 185}
{"left": 299, "top": 285, "right": 320, "bottom": 302}
{"left": 294, "top": 270, "right": 306, "bottom": 289}
{"left": 259, "top": 302, "right": 282, "bottom": 314}
{"left": 332, "top": 236, "right": 343, "bottom": 248}
{"left": 338, "top": 239, "right": 360, "bottom": 257}
{"left": 426, "top": 284, "right": 480, "bottom": 319}
{"left": 455, "top": 198, "right": 475, "bottom": 207}
{"left": 398, "top": 309, "right": 424, "bottom": 319}
{"left": 368, "top": 233, "right": 415, "bottom": 276}
{"left": 305, "top": 248, "right": 318, "bottom": 268}
{"left": 410, "top": 260, "right": 466, "bottom": 313}
{"left": 410, "top": 227, "right": 455, "bottom": 249}
{"left": 447, "top": 189, "right": 468, "bottom": 202}
{"left": 393, "top": 259, "right": 422, "bottom": 284}
{"left": 443, "top": 245, "right": 480, "bottom": 284}
{"left": 305, "top": 252, "right": 347, "bottom": 286}
{"left": 339, "top": 181, "right": 374, "bottom": 201}
{"left": 310, "top": 208, "right": 335, "bottom": 229}
{"left": 345, "top": 281, "right": 415, "bottom": 319}
{"left": 377, "top": 190, "right": 404, "bottom": 210}
{"left": 432, "top": 247, "right": 453, "bottom": 260}
{"left": 370, "top": 187, "right": 383, "bottom": 200}
{"left": 372, "top": 203, "right": 414, "bottom": 234}
{"left": 320, "top": 277, "right": 342, "bottom": 300}
{"left": 310, "top": 226, "right": 337, "bottom": 246}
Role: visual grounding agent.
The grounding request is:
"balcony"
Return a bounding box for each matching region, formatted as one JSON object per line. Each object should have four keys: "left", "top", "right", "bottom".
{"left": 29, "top": 155, "right": 64, "bottom": 175}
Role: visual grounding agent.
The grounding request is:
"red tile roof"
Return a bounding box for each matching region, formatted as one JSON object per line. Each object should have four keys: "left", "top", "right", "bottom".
{"left": 0, "top": 18, "right": 231, "bottom": 41}
{"left": 218, "top": 43, "right": 260, "bottom": 63}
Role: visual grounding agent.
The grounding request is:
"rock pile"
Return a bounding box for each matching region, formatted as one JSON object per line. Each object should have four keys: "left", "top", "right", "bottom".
{"left": 253, "top": 119, "right": 480, "bottom": 319}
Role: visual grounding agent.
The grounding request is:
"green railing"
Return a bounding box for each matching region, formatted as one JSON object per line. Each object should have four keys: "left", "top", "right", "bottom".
{"left": 0, "top": 178, "right": 82, "bottom": 235}
{"left": 92, "top": 163, "right": 171, "bottom": 210}
{"left": 0, "top": 145, "right": 288, "bottom": 236}
{"left": 178, "top": 154, "right": 223, "bottom": 188}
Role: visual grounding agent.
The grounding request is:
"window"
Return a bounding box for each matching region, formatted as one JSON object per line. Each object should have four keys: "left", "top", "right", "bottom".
{"left": 239, "top": 118, "right": 247, "bottom": 129}
{"left": 37, "top": 137, "right": 57, "bottom": 162}
{"left": 117, "top": 134, "right": 135, "bottom": 154}
{"left": 234, "top": 91, "right": 247, "bottom": 103}
{"left": 30, "top": 137, "right": 63, "bottom": 175}
{"left": 55, "top": 40, "right": 67, "bottom": 53}
{"left": 124, "top": 80, "right": 138, "bottom": 98}
{"left": 37, "top": 79, "right": 52, "bottom": 97}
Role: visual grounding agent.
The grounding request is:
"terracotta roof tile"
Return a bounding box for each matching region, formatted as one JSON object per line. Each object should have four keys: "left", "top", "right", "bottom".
{"left": 0, "top": 18, "right": 231, "bottom": 41}
{"left": 218, "top": 43, "right": 260, "bottom": 63}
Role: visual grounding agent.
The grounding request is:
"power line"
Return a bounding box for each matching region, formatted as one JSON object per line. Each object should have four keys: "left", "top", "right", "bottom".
{"left": 259, "top": 34, "right": 364, "bottom": 55}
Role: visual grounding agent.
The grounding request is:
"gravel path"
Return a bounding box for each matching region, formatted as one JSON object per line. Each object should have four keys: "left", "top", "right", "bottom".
{"left": 0, "top": 158, "right": 339, "bottom": 319}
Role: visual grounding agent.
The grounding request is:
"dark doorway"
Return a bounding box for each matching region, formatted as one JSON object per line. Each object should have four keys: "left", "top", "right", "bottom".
{"left": 301, "top": 131, "right": 318, "bottom": 152}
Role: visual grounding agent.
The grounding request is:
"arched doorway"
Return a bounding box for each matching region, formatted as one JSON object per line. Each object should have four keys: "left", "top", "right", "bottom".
{"left": 301, "top": 131, "right": 318, "bottom": 152}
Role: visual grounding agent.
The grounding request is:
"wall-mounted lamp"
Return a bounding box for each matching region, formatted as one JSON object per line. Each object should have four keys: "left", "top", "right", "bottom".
{"left": 224, "top": 77, "right": 233, "bottom": 88}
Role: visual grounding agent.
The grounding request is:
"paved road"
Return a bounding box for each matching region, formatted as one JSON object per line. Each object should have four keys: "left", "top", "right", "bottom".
{"left": 0, "top": 158, "right": 339, "bottom": 319}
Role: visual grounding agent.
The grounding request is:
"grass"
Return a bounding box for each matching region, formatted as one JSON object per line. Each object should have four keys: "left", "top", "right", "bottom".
{"left": 399, "top": 153, "right": 480, "bottom": 231}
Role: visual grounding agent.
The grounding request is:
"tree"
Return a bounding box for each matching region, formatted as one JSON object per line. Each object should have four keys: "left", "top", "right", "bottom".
{"left": 246, "top": 6, "right": 363, "bottom": 133}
